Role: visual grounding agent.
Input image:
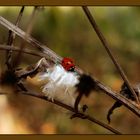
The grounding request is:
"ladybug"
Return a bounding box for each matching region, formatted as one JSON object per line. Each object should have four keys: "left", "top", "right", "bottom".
{"left": 61, "top": 57, "right": 75, "bottom": 72}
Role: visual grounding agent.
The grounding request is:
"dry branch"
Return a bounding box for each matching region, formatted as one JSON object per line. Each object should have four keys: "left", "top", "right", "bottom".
{"left": 0, "top": 16, "right": 62, "bottom": 65}
{"left": 13, "top": 6, "right": 39, "bottom": 68}
{"left": 6, "top": 6, "right": 25, "bottom": 69}
{"left": 0, "top": 16, "right": 139, "bottom": 119}
{"left": 0, "top": 45, "right": 43, "bottom": 57}
{"left": 82, "top": 6, "right": 139, "bottom": 104}
{"left": 20, "top": 91, "right": 122, "bottom": 134}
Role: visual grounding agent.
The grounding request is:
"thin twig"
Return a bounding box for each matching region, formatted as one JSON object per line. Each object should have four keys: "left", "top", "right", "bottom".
{"left": 21, "top": 91, "right": 122, "bottom": 134}
{"left": 0, "top": 45, "right": 43, "bottom": 57}
{"left": 6, "top": 6, "right": 25, "bottom": 69}
{"left": 13, "top": 6, "right": 39, "bottom": 68}
{"left": 0, "top": 17, "right": 139, "bottom": 118}
{"left": 82, "top": 6, "right": 139, "bottom": 104}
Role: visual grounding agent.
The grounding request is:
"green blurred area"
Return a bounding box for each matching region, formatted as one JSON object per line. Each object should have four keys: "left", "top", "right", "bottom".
{"left": 0, "top": 6, "right": 140, "bottom": 134}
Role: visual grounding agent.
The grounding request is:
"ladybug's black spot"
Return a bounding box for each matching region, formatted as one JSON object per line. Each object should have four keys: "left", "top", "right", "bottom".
{"left": 68, "top": 66, "right": 75, "bottom": 72}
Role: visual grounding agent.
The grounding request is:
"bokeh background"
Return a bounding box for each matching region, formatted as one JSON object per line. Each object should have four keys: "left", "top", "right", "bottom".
{"left": 0, "top": 6, "right": 140, "bottom": 134}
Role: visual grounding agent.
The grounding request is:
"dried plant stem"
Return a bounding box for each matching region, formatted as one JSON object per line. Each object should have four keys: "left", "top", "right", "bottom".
{"left": 82, "top": 6, "right": 139, "bottom": 104}
{"left": 6, "top": 6, "right": 25, "bottom": 69}
{"left": 0, "top": 45, "right": 43, "bottom": 57}
{"left": 0, "top": 17, "right": 139, "bottom": 118}
{"left": 21, "top": 91, "right": 122, "bottom": 134}
{"left": 0, "top": 16, "right": 62, "bottom": 64}
{"left": 13, "top": 6, "right": 39, "bottom": 68}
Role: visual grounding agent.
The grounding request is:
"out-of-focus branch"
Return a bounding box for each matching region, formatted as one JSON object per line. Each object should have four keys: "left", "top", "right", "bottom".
{"left": 0, "top": 45, "right": 43, "bottom": 57}
{"left": 12, "top": 6, "right": 40, "bottom": 68}
{"left": 0, "top": 86, "right": 10, "bottom": 95}
{"left": 0, "top": 16, "right": 63, "bottom": 65}
{"left": 0, "top": 17, "right": 139, "bottom": 118}
{"left": 20, "top": 91, "right": 121, "bottom": 134}
{"left": 82, "top": 6, "right": 139, "bottom": 104}
{"left": 6, "top": 6, "right": 25, "bottom": 69}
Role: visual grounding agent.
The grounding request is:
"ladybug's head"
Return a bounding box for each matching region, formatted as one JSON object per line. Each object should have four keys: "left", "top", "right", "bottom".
{"left": 61, "top": 57, "right": 75, "bottom": 72}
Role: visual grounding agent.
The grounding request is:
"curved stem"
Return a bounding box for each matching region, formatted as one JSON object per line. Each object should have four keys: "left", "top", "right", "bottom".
{"left": 21, "top": 91, "right": 122, "bottom": 134}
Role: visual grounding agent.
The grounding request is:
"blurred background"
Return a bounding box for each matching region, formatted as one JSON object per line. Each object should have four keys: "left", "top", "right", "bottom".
{"left": 0, "top": 6, "right": 140, "bottom": 134}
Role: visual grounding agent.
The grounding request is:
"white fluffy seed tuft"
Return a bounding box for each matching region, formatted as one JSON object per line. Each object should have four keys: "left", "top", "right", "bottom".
{"left": 38, "top": 65, "right": 79, "bottom": 107}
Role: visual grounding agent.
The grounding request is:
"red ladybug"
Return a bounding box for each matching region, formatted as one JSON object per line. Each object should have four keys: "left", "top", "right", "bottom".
{"left": 61, "top": 57, "right": 75, "bottom": 72}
